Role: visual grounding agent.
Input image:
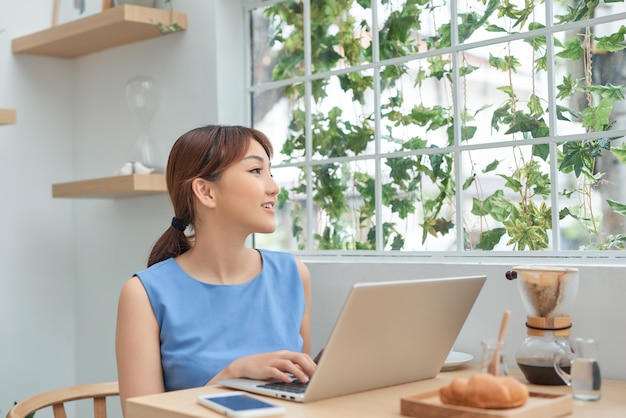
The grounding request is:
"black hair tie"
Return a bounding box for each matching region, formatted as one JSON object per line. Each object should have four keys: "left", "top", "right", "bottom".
{"left": 171, "top": 217, "right": 186, "bottom": 232}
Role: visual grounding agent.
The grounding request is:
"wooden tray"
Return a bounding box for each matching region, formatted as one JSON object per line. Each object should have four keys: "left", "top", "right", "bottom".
{"left": 401, "top": 390, "right": 572, "bottom": 418}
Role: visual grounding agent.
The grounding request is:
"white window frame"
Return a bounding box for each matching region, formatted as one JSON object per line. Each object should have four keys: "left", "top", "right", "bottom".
{"left": 242, "top": 0, "right": 626, "bottom": 263}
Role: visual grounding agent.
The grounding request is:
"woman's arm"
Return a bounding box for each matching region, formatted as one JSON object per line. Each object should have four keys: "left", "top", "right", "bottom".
{"left": 115, "top": 277, "right": 164, "bottom": 416}
{"left": 295, "top": 258, "right": 312, "bottom": 355}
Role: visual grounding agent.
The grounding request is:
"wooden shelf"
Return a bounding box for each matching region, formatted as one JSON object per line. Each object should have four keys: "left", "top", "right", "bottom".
{"left": 0, "top": 108, "right": 16, "bottom": 124}
{"left": 52, "top": 174, "right": 166, "bottom": 198}
{"left": 12, "top": 5, "right": 187, "bottom": 58}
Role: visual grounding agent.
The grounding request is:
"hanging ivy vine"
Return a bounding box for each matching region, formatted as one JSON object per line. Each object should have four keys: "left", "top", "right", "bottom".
{"left": 259, "top": 0, "right": 626, "bottom": 251}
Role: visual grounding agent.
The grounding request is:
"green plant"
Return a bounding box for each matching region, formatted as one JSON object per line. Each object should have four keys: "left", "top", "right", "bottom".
{"left": 255, "top": 0, "right": 626, "bottom": 251}
{"left": 155, "top": 0, "right": 182, "bottom": 33}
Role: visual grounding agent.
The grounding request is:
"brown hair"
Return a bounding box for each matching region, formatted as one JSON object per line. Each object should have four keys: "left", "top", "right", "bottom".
{"left": 147, "top": 125, "right": 273, "bottom": 267}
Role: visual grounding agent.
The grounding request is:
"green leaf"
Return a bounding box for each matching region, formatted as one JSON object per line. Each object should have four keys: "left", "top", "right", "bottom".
{"left": 476, "top": 228, "right": 506, "bottom": 250}
{"left": 556, "top": 37, "right": 584, "bottom": 60}
{"left": 596, "top": 234, "right": 626, "bottom": 250}
{"left": 556, "top": 74, "right": 577, "bottom": 100}
{"left": 391, "top": 233, "right": 405, "bottom": 251}
{"left": 555, "top": 1, "right": 597, "bottom": 24}
{"left": 528, "top": 22, "right": 546, "bottom": 31}
{"left": 497, "top": 85, "right": 515, "bottom": 98}
{"left": 555, "top": 104, "right": 580, "bottom": 122}
{"left": 505, "top": 219, "right": 549, "bottom": 250}
{"left": 491, "top": 103, "right": 511, "bottom": 131}
{"left": 504, "top": 111, "right": 549, "bottom": 138}
{"left": 527, "top": 93, "right": 544, "bottom": 116}
{"left": 607, "top": 199, "right": 626, "bottom": 217}
{"left": 610, "top": 143, "right": 626, "bottom": 163}
{"left": 486, "top": 24, "right": 506, "bottom": 32}
{"left": 560, "top": 141, "right": 592, "bottom": 177}
{"left": 461, "top": 125, "right": 477, "bottom": 141}
{"left": 390, "top": 197, "right": 415, "bottom": 219}
{"left": 498, "top": 174, "right": 523, "bottom": 193}
{"left": 277, "top": 188, "right": 289, "bottom": 209}
{"left": 471, "top": 190, "right": 515, "bottom": 222}
{"left": 525, "top": 23, "right": 546, "bottom": 50}
{"left": 459, "top": 64, "right": 479, "bottom": 77}
{"left": 463, "top": 174, "right": 476, "bottom": 190}
{"left": 483, "top": 159, "right": 500, "bottom": 173}
{"left": 594, "top": 25, "right": 626, "bottom": 52}
{"left": 584, "top": 84, "right": 625, "bottom": 101}
{"left": 535, "top": 55, "right": 547, "bottom": 72}
{"left": 272, "top": 51, "right": 305, "bottom": 80}
{"left": 533, "top": 143, "right": 550, "bottom": 161}
{"left": 581, "top": 98, "right": 613, "bottom": 131}
{"left": 489, "top": 54, "right": 521, "bottom": 72}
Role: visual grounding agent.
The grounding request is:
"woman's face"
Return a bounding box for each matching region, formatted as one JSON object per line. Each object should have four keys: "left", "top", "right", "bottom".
{"left": 208, "top": 138, "right": 279, "bottom": 234}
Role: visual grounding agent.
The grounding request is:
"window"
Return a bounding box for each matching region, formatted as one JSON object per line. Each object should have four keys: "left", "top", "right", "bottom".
{"left": 245, "top": 0, "right": 626, "bottom": 255}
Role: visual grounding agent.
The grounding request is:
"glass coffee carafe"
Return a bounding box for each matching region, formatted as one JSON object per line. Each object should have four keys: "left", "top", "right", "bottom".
{"left": 506, "top": 266, "right": 579, "bottom": 385}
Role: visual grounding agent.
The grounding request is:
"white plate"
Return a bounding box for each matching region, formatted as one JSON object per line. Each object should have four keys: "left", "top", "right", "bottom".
{"left": 441, "top": 351, "right": 473, "bottom": 371}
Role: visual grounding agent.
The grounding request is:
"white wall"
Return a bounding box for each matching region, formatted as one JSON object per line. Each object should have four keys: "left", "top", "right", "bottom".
{"left": 304, "top": 259, "right": 626, "bottom": 382}
{"left": 1, "top": 1, "right": 625, "bottom": 417}
{"left": 1, "top": 0, "right": 75, "bottom": 415}
{"left": 69, "top": 0, "right": 247, "bottom": 416}
{"left": 0, "top": 0, "right": 245, "bottom": 415}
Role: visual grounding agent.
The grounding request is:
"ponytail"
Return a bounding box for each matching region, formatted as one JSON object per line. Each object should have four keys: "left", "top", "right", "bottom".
{"left": 147, "top": 226, "right": 192, "bottom": 267}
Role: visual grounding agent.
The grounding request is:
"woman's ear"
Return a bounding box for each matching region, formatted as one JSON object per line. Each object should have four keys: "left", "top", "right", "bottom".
{"left": 191, "top": 178, "right": 217, "bottom": 208}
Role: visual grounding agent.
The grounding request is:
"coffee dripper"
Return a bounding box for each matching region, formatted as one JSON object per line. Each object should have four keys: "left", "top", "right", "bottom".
{"left": 506, "top": 266, "right": 579, "bottom": 385}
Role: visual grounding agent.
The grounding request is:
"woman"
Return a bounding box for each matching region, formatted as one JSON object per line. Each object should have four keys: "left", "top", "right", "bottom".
{"left": 115, "top": 125, "right": 315, "bottom": 414}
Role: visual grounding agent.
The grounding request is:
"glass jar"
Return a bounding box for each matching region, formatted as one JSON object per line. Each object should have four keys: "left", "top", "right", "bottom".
{"left": 480, "top": 339, "right": 509, "bottom": 376}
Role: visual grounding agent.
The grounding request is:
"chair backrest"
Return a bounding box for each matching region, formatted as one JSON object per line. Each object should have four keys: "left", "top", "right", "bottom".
{"left": 6, "top": 382, "right": 119, "bottom": 418}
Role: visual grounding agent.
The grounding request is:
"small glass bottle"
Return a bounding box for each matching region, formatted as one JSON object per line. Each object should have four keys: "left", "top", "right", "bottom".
{"left": 481, "top": 339, "right": 509, "bottom": 376}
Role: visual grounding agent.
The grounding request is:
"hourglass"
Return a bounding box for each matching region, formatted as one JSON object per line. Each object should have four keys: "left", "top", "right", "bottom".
{"left": 122, "top": 76, "right": 163, "bottom": 174}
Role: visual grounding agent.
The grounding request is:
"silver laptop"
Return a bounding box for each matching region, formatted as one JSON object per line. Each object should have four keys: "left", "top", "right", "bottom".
{"left": 218, "top": 275, "right": 486, "bottom": 403}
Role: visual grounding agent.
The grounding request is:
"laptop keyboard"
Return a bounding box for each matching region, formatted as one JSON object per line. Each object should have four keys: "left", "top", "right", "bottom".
{"left": 258, "top": 379, "right": 309, "bottom": 394}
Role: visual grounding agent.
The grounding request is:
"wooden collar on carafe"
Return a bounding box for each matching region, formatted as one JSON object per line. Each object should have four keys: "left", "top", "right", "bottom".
{"left": 525, "top": 316, "right": 572, "bottom": 337}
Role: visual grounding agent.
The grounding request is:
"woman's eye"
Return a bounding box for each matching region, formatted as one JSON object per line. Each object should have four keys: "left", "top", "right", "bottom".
{"left": 250, "top": 168, "right": 262, "bottom": 174}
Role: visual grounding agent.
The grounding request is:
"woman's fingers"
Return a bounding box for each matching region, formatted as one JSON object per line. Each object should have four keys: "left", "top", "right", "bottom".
{"left": 229, "top": 350, "right": 318, "bottom": 383}
{"left": 243, "top": 351, "right": 317, "bottom": 383}
{"left": 264, "top": 352, "right": 314, "bottom": 383}
{"left": 280, "top": 351, "right": 317, "bottom": 375}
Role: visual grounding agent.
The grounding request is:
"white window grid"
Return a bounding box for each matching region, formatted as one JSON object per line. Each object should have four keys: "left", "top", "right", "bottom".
{"left": 243, "top": 0, "right": 626, "bottom": 259}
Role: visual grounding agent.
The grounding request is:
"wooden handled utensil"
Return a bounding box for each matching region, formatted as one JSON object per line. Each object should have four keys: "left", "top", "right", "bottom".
{"left": 488, "top": 310, "right": 511, "bottom": 375}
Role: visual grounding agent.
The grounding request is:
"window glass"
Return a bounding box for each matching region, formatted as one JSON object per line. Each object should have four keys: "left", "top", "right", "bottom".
{"left": 246, "top": 0, "right": 626, "bottom": 253}
{"left": 250, "top": 1, "right": 304, "bottom": 85}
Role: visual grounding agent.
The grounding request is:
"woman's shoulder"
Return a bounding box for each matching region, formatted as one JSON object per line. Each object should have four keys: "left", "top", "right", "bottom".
{"left": 256, "top": 248, "right": 297, "bottom": 263}
{"left": 257, "top": 249, "right": 309, "bottom": 282}
{"left": 134, "top": 258, "right": 181, "bottom": 284}
{"left": 135, "top": 257, "right": 175, "bottom": 273}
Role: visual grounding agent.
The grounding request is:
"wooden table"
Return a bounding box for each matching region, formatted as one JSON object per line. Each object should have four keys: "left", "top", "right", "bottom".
{"left": 126, "top": 366, "right": 626, "bottom": 418}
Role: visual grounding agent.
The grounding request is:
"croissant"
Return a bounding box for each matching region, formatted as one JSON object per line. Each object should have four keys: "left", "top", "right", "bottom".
{"left": 439, "top": 373, "right": 529, "bottom": 409}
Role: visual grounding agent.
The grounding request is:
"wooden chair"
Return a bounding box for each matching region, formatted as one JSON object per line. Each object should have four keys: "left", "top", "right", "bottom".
{"left": 6, "top": 382, "right": 119, "bottom": 418}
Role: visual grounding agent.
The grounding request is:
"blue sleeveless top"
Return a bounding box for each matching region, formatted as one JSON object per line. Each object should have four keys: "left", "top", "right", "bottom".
{"left": 135, "top": 249, "right": 305, "bottom": 391}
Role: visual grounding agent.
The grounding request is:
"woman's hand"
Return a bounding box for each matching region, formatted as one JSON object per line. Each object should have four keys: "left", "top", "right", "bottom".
{"left": 208, "top": 350, "right": 317, "bottom": 385}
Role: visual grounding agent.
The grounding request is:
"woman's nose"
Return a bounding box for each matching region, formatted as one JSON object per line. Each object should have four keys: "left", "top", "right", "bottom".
{"left": 267, "top": 175, "right": 279, "bottom": 196}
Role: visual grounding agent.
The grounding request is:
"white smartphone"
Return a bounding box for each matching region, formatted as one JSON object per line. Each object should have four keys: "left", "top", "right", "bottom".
{"left": 197, "top": 391, "right": 286, "bottom": 417}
